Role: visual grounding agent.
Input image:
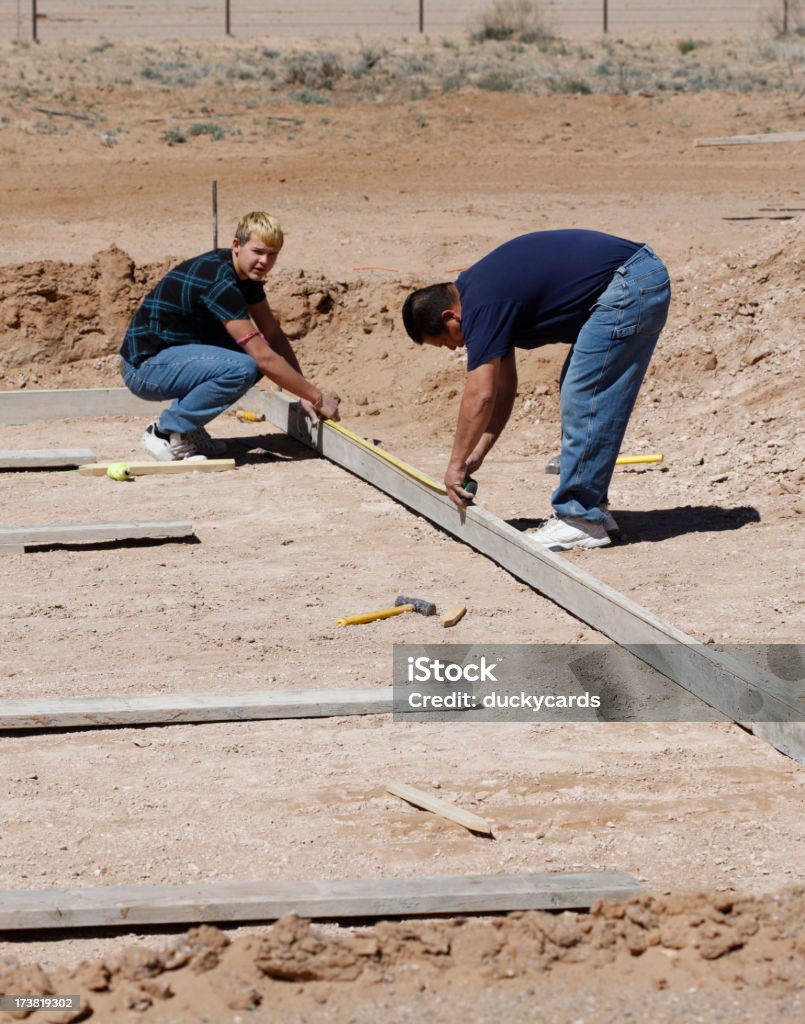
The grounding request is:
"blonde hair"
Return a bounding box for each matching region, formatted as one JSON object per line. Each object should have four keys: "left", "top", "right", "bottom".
{"left": 234, "top": 211, "right": 284, "bottom": 248}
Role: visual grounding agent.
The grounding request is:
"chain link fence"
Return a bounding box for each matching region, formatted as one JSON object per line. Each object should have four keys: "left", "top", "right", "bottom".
{"left": 3, "top": 1, "right": 801, "bottom": 44}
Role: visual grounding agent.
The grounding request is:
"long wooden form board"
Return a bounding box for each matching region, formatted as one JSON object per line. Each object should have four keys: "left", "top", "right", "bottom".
{"left": 0, "top": 871, "right": 641, "bottom": 930}
{"left": 0, "top": 520, "right": 194, "bottom": 551}
{"left": 0, "top": 387, "right": 166, "bottom": 425}
{"left": 0, "top": 687, "right": 393, "bottom": 730}
{"left": 246, "top": 388, "right": 804, "bottom": 761}
{"left": 0, "top": 449, "right": 95, "bottom": 469}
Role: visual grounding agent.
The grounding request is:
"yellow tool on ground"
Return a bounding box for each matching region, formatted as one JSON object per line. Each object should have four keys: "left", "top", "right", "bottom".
{"left": 337, "top": 594, "right": 437, "bottom": 627}
{"left": 545, "top": 453, "right": 663, "bottom": 474}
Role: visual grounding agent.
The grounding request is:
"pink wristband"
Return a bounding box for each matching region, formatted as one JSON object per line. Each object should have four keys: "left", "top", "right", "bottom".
{"left": 237, "top": 329, "right": 264, "bottom": 345}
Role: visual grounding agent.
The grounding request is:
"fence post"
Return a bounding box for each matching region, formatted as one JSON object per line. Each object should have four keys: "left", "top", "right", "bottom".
{"left": 603, "top": 0, "right": 608, "bottom": 34}
{"left": 783, "top": 0, "right": 789, "bottom": 34}
{"left": 32, "top": 0, "right": 38, "bottom": 42}
{"left": 225, "top": 0, "right": 231, "bottom": 36}
{"left": 419, "top": 0, "right": 424, "bottom": 33}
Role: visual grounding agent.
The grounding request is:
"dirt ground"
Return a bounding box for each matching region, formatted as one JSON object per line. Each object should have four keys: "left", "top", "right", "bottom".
{"left": 0, "top": 29, "right": 803, "bottom": 1024}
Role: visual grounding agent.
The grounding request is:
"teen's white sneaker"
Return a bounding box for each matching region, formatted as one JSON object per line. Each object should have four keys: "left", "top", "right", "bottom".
{"left": 184, "top": 425, "right": 228, "bottom": 456}
{"left": 532, "top": 515, "right": 611, "bottom": 551}
{"left": 141, "top": 422, "right": 208, "bottom": 462}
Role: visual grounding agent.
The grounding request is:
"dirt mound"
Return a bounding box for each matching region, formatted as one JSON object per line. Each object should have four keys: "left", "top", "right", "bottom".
{"left": 1, "top": 220, "right": 801, "bottom": 455}
{"left": 1, "top": 890, "right": 801, "bottom": 1021}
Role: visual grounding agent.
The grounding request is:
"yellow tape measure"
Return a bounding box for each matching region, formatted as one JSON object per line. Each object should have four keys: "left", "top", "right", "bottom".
{"left": 325, "top": 420, "right": 448, "bottom": 493}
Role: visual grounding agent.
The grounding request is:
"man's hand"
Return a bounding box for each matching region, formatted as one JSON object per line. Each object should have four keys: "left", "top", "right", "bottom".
{"left": 445, "top": 464, "right": 475, "bottom": 509}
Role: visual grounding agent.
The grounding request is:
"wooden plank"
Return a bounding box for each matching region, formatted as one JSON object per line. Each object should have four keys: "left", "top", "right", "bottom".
{"left": 694, "top": 130, "right": 805, "bottom": 147}
{"left": 0, "top": 872, "right": 642, "bottom": 930}
{"left": 0, "top": 387, "right": 167, "bottom": 425}
{"left": 246, "top": 389, "right": 804, "bottom": 761}
{"left": 387, "top": 781, "right": 493, "bottom": 835}
{"left": 0, "top": 520, "right": 194, "bottom": 551}
{"left": 0, "top": 449, "right": 95, "bottom": 469}
{"left": 78, "top": 460, "right": 235, "bottom": 476}
{"left": 0, "top": 687, "right": 393, "bottom": 730}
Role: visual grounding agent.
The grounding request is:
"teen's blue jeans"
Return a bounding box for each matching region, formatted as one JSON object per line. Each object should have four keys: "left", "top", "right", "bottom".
{"left": 121, "top": 344, "right": 261, "bottom": 435}
{"left": 551, "top": 245, "right": 671, "bottom": 522}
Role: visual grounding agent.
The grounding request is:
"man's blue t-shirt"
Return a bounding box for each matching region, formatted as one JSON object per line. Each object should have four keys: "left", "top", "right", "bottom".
{"left": 456, "top": 230, "right": 642, "bottom": 370}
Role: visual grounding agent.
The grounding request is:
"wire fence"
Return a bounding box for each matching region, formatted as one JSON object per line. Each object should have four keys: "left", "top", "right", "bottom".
{"left": 3, "top": 0, "right": 799, "bottom": 44}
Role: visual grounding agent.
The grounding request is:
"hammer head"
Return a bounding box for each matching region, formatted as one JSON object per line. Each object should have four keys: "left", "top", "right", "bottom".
{"left": 395, "top": 595, "right": 436, "bottom": 616}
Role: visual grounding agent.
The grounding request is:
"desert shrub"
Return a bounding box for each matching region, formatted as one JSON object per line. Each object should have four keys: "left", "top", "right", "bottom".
{"left": 351, "top": 42, "right": 388, "bottom": 78}
{"left": 470, "top": 0, "right": 553, "bottom": 43}
{"left": 561, "top": 78, "right": 592, "bottom": 94}
{"left": 476, "top": 71, "right": 516, "bottom": 91}
{"left": 441, "top": 72, "right": 465, "bottom": 92}
{"left": 187, "top": 122, "right": 225, "bottom": 140}
{"left": 677, "top": 38, "right": 705, "bottom": 54}
{"left": 162, "top": 126, "right": 186, "bottom": 144}
{"left": 283, "top": 51, "right": 343, "bottom": 89}
{"left": 289, "top": 90, "right": 331, "bottom": 105}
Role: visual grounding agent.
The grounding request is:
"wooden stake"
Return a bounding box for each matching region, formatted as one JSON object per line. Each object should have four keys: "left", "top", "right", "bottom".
{"left": 387, "top": 781, "right": 493, "bottom": 835}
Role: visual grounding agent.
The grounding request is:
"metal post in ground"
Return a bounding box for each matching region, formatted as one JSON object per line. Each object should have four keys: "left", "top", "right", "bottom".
{"left": 419, "top": 0, "right": 424, "bottom": 33}
{"left": 225, "top": 0, "right": 231, "bottom": 36}
{"left": 603, "top": 0, "right": 608, "bottom": 34}
{"left": 32, "top": 0, "right": 37, "bottom": 42}
{"left": 212, "top": 180, "right": 218, "bottom": 249}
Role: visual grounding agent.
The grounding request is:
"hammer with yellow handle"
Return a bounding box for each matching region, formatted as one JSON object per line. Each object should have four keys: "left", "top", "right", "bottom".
{"left": 337, "top": 595, "right": 436, "bottom": 627}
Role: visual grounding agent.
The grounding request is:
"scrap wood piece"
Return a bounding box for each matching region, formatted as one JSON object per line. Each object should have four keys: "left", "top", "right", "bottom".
{"left": 441, "top": 605, "right": 467, "bottom": 628}
{"left": 694, "top": 130, "right": 805, "bottom": 147}
{"left": 0, "top": 449, "right": 95, "bottom": 469}
{"left": 78, "top": 460, "right": 235, "bottom": 476}
{"left": 387, "top": 781, "right": 493, "bottom": 835}
{"left": 0, "top": 687, "right": 394, "bottom": 730}
{"left": 0, "top": 519, "right": 194, "bottom": 552}
{"left": 0, "top": 871, "right": 642, "bottom": 930}
{"left": 242, "top": 388, "right": 805, "bottom": 764}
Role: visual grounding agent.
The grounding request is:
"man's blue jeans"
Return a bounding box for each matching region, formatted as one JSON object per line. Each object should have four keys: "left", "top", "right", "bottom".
{"left": 552, "top": 245, "right": 671, "bottom": 522}
{"left": 121, "top": 344, "right": 262, "bottom": 435}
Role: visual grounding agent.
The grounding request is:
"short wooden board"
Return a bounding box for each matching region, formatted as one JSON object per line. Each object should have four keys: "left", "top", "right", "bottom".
{"left": 694, "top": 130, "right": 805, "bottom": 147}
{"left": 0, "top": 872, "right": 642, "bottom": 930}
{"left": 78, "top": 460, "right": 235, "bottom": 476}
{"left": 0, "top": 449, "right": 95, "bottom": 469}
{"left": 0, "top": 687, "right": 394, "bottom": 730}
{"left": 0, "top": 520, "right": 194, "bottom": 552}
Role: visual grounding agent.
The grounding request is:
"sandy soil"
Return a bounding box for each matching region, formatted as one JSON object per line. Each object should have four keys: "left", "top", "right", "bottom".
{"left": 0, "top": 30, "right": 803, "bottom": 1024}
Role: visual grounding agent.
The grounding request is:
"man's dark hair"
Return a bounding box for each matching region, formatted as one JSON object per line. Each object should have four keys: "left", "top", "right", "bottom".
{"left": 401, "top": 283, "right": 454, "bottom": 344}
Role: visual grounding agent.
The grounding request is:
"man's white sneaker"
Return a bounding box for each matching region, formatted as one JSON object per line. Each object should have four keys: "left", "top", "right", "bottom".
{"left": 599, "top": 503, "right": 620, "bottom": 535}
{"left": 532, "top": 515, "right": 611, "bottom": 551}
{"left": 184, "top": 425, "right": 228, "bottom": 456}
{"left": 141, "top": 422, "right": 208, "bottom": 462}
